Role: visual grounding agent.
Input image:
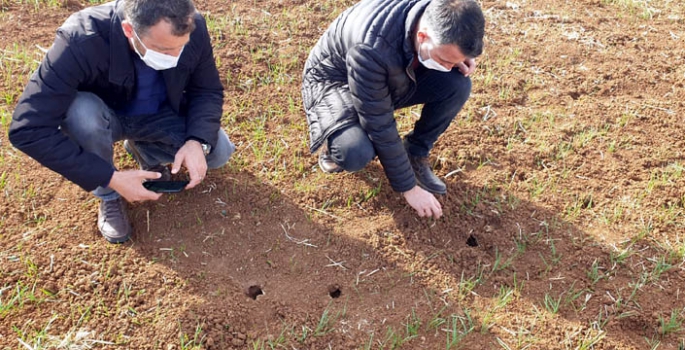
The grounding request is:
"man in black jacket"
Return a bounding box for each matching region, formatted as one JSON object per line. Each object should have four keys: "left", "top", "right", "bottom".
{"left": 9, "top": 0, "right": 234, "bottom": 243}
{"left": 302, "top": 0, "right": 484, "bottom": 219}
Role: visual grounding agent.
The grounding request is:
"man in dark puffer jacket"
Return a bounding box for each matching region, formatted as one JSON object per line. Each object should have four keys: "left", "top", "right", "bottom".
{"left": 302, "top": 0, "right": 485, "bottom": 219}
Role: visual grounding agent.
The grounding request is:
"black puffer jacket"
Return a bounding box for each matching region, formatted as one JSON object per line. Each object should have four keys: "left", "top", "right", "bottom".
{"left": 302, "top": 0, "right": 429, "bottom": 193}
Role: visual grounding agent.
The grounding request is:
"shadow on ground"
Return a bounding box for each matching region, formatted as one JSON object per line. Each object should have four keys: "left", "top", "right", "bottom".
{"left": 117, "top": 161, "right": 685, "bottom": 349}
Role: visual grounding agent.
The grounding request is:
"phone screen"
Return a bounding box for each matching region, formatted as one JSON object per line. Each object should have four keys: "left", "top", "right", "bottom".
{"left": 143, "top": 181, "right": 189, "bottom": 193}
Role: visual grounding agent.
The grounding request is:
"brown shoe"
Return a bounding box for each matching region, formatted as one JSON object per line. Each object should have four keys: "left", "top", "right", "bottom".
{"left": 98, "top": 198, "right": 132, "bottom": 243}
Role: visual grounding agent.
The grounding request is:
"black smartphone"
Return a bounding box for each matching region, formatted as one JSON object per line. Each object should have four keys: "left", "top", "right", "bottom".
{"left": 142, "top": 180, "right": 189, "bottom": 193}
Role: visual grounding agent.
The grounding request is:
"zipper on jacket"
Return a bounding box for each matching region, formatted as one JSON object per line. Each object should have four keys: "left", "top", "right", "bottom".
{"left": 405, "top": 61, "right": 417, "bottom": 83}
{"left": 397, "top": 62, "right": 418, "bottom": 106}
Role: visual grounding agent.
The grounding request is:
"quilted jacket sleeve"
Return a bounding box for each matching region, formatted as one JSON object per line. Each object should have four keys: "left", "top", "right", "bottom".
{"left": 346, "top": 43, "right": 416, "bottom": 193}
{"left": 9, "top": 32, "right": 116, "bottom": 191}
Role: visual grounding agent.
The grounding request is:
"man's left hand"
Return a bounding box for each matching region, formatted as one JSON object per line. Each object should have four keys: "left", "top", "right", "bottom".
{"left": 172, "top": 140, "right": 207, "bottom": 189}
{"left": 456, "top": 58, "right": 477, "bottom": 77}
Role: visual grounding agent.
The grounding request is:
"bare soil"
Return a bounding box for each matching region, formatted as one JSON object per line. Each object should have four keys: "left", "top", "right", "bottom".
{"left": 1, "top": 0, "right": 685, "bottom": 349}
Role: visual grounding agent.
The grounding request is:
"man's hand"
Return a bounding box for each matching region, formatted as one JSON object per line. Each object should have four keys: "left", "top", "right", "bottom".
{"left": 456, "top": 58, "right": 477, "bottom": 77}
{"left": 172, "top": 140, "right": 207, "bottom": 189}
{"left": 108, "top": 170, "right": 163, "bottom": 202}
{"left": 403, "top": 186, "right": 443, "bottom": 219}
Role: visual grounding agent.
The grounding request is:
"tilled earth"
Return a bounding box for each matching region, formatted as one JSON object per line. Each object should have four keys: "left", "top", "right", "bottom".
{"left": 1, "top": 0, "right": 685, "bottom": 349}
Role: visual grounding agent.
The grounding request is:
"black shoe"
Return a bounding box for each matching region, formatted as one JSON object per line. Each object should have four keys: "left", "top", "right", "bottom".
{"left": 98, "top": 198, "right": 132, "bottom": 243}
{"left": 124, "top": 140, "right": 171, "bottom": 181}
{"left": 404, "top": 141, "right": 446, "bottom": 195}
{"left": 318, "top": 148, "right": 343, "bottom": 174}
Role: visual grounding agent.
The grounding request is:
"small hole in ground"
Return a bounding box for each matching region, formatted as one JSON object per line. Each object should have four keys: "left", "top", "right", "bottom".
{"left": 246, "top": 285, "right": 263, "bottom": 300}
{"left": 328, "top": 284, "right": 342, "bottom": 298}
{"left": 466, "top": 234, "right": 478, "bottom": 247}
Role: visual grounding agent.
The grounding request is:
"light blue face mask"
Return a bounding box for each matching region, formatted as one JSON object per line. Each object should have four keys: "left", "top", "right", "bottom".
{"left": 418, "top": 40, "right": 451, "bottom": 72}
{"left": 131, "top": 29, "right": 184, "bottom": 70}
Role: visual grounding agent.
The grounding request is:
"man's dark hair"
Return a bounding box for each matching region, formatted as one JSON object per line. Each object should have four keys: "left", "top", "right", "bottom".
{"left": 423, "top": 0, "right": 485, "bottom": 57}
{"left": 124, "top": 0, "right": 197, "bottom": 37}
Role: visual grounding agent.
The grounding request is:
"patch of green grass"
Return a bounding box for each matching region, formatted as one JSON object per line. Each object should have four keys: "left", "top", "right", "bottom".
{"left": 12, "top": 311, "right": 114, "bottom": 349}
{"left": 538, "top": 229, "right": 562, "bottom": 275}
{"left": 649, "top": 255, "right": 672, "bottom": 283}
{"left": 480, "top": 286, "right": 514, "bottom": 333}
{"left": 491, "top": 247, "right": 513, "bottom": 273}
{"left": 179, "top": 321, "right": 205, "bottom": 350}
{"left": 0, "top": 170, "right": 8, "bottom": 192}
{"left": 370, "top": 310, "right": 427, "bottom": 349}
{"left": 0, "top": 106, "right": 12, "bottom": 132}
{"left": 403, "top": 309, "right": 421, "bottom": 342}
{"left": 565, "top": 192, "right": 594, "bottom": 218}
{"left": 628, "top": 215, "right": 652, "bottom": 244}
{"left": 13, "top": 315, "right": 57, "bottom": 350}
{"left": 600, "top": 200, "right": 627, "bottom": 226}
{"left": 0, "top": 44, "right": 42, "bottom": 85}
{"left": 204, "top": 13, "right": 231, "bottom": 47}
{"left": 586, "top": 259, "right": 605, "bottom": 287}
{"left": 456, "top": 264, "right": 485, "bottom": 300}
{"left": 658, "top": 309, "right": 684, "bottom": 336}
{"left": 563, "top": 282, "right": 590, "bottom": 312}
{"left": 601, "top": 0, "right": 657, "bottom": 19}
{"left": 0, "top": 281, "right": 45, "bottom": 318}
{"left": 313, "top": 301, "right": 346, "bottom": 337}
{"left": 445, "top": 311, "right": 475, "bottom": 349}
{"left": 542, "top": 292, "right": 562, "bottom": 315}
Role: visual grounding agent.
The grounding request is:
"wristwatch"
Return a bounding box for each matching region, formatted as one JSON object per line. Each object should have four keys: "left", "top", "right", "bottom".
{"left": 186, "top": 137, "right": 212, "bottom": 156}
{"left": 200, "top": 142, "right": 212, "bottom": 156}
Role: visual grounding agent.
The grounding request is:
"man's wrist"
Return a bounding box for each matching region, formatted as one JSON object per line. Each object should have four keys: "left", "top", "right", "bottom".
{"left": 102, "top": 168, "right": 117, "bottom": 189}
{"left": 106, "top": 170, "right": 120, "bottom": 191}
{"left": 185, "top": 136, "right": 207, "bottom": 144}
{"left": 185, "top": 137, "right": 211, "bottom": 156}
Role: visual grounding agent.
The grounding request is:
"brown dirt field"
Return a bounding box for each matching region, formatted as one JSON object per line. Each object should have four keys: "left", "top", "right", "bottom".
{"left": 1, "top": 0, "right": 685, "bottom": 349}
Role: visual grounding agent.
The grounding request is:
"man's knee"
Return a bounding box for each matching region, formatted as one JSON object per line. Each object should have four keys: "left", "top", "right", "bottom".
{"left": 207, "top": 129, "right": 235, "bottom": 169}
{"left": 445, "top": 73, "right": 472, "bottom": 104}
{"left": 338, "top": 143, "right": 375, "bottom": 172}
{"left": 62, "top": 92, "right": 111, "bottom": 135}
{"left": 329, "top": 126, "right": 375, "bottom": 172}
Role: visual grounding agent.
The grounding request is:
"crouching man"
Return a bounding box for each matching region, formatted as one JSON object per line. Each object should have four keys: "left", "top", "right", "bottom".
{"left": 9, "top": 0, "right": 234, "bottom": 243}
{"left": 302, "top": 0, "right": 485, "bottom": 219}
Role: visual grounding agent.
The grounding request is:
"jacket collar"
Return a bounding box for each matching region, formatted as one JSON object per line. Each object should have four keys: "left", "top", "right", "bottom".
{"left": 109, "top": 0, "right": 135, "bottom": 86}
{"left": 403, "top": 0, "right": 430, "bottom": 62}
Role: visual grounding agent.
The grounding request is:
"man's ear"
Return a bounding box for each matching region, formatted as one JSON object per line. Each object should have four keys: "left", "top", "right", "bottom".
{"left": 121, "top": 20, "right": 134, "bottom": 39}
{"left": 416, "top": 28, "right": 428, "bottom": 44}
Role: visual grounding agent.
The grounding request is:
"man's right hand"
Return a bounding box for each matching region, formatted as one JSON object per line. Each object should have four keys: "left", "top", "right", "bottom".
{"left": 108, "top": 170, "right": 163, "bottom": 202}
{"left": 402, "top": 186, "right": 443, "bottom": 219}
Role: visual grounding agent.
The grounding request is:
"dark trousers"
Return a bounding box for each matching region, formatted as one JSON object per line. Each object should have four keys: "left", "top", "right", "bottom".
{"left": 327, "top": 66, "right": 472, "bottom": 171}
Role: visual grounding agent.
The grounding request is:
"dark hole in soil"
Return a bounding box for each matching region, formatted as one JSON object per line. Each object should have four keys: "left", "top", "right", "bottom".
{"left": 328, "top": 284, "right": 342, "bottom": 298}
{"left": 466, "top": 234, "right": 478, "bottom": 247}
{"left": 246, "top": 285, "right": 263, "bottom": 300}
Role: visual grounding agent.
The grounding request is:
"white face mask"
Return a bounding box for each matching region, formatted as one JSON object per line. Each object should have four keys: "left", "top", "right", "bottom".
{"left": 131, "top": 29, "right": 183, "bottom": 70}
{"left": 418, "top": 41, "right": 451, "bottom": 72}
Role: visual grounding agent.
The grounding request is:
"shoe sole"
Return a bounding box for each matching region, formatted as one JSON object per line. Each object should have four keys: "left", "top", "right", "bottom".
{"left": 319, "top": 164, "right": 343, "bottom": 174}
{"left": 101, "top": 233, "right": 131, "bottom": 244}
{"left": 318, "top": 155, "right": 343, "bottom": 173}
